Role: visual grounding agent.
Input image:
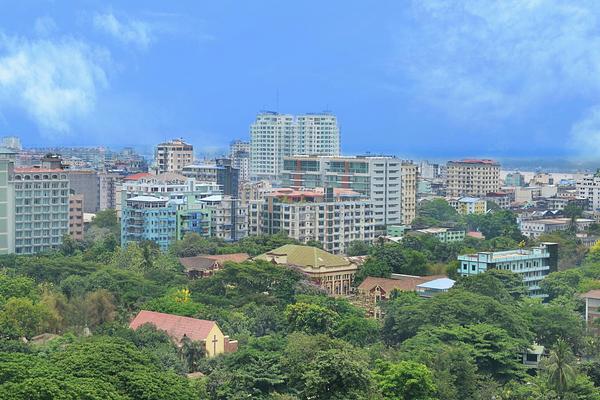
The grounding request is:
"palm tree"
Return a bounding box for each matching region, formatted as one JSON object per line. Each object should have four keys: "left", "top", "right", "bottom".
{"left": 544, "top": 338, "right": 576, "bottom": 398}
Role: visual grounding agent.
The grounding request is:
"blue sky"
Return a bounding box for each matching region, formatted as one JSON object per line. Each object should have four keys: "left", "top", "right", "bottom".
{"left": 1, "top": 1, "right": 600, "bottom": 159}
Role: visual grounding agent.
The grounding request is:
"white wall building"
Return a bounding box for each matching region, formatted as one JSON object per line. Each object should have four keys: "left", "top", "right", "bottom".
{"left": 281, "top": 155, "right": 417, "bottom": 228}
{"left": 577, "top": 174, "right": 600, "bottom": 210}
{"left": 446, "top": 159, "right": 500, "bottom": 197}
{"left": 250, "top": 112, "right": 340, "bottom": 181}
{"left": 458, "top": 243, "right": 558, "bottom": 297}
{"left": 520, "top": 218, "right": 594, "bottom": 238}
{"left": 154, "top": 139, "right": 194, "bottom": 173}
{"left": 249, "top": 188, "right": 374, "bottom": 254}
{"left": 229, "top": 140, "right": 251, "bottom": 183}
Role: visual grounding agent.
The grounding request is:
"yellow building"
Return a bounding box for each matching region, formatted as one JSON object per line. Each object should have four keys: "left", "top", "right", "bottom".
{"left": 447, "top": 196, "right": 487, "bottom": 215}
{"left": 255, "top": 244, "right": 358, "bottom": 296}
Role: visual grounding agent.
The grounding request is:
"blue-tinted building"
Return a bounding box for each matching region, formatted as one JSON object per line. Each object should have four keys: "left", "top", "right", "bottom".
{"left": 457, "top": 243, "right": 558, "bottom": 297}
{"left": 121, "top": 195, "right": 177, "bottom": 251}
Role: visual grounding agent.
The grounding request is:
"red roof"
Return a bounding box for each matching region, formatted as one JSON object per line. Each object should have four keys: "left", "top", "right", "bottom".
{"left": 129, "top": 310, "right": 216, "bottom": 342}
{"left": 124, "top": 172, "right": 152, "bottom": 181}
{"left": 358, "top": 275, "right": 446, "bottom": 293}
{"left": 467, "top": 231, "right": 485, "bottom": 239}
{"left": 581, "top": 289, "right": 600, "bottom": 300}
{"left": 452, "top": 159, "right": 498, "bottom": 165}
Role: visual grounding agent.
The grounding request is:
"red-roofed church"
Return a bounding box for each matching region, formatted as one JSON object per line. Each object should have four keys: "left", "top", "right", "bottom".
{"left": 129, "top": 310, "right": 238, "bottom": 357}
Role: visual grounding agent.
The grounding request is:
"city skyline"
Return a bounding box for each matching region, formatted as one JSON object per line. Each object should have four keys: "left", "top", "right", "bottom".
{"left": 3, "top": 2, "right": 600, "bottom": 159}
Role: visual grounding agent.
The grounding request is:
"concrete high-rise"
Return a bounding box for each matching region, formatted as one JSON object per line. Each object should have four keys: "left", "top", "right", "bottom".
{"left": 66, "top": 170, "right": 100, "bottom": 213}
{"left": 249, "top": 188, "right": 374, "bottom": 254}
{"left": 250, "top": 112, "right": 340, "bottom": 180}
{"left": 154, "top": 139, "right": 194, "bottom": 173}
{"left": 446, "top": 159, "right": 500, "bottom": 197}
{"left": 577, "top": 174, "right": 600, "bottom": 211}
{"left": 0, "top": 149, "right": 16, "bottom": 254}
{"left": 229, "top": 140, "right": 250, "bottom": 183}
{"left": 281, "top": 155, "right": 417, "bottom": 229}
{"left": 12, "top": 167, "right": 70, "bottom": 254}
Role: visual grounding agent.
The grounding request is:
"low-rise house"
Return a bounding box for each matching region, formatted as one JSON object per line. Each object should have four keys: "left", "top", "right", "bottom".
{"left": 415, "top": 277, "right": 455, "bottom": 297}
{"left": 255, "top": 244, "right": 357, "bottom": 296}
{"left": 386, "top": 225, "right": 408, "bottom": 238}
{"left": 485, "top": 191, "right": 514, "bottom": 209}
{"left": 523, "top": 344, "right": 545, "bottom": 369}
{"left": 581, "top": 289, "right": 600, "bottom": 332}
{"left": 412, "top": 227, "right": 465, "bottom": 243}
{"left": 519, "top": 218, "right": 594, "bottom": 238}
{"left": 129, "top": 310, "right": 238, "bottom": 358}
{"left": 576, "top": 233, "right": 599, "bottom": 248}
{"left": 356, "top": 274, "right": 449, "bottom": 318}
{"left": 179, "top": 253, "right": 250, "bottom": 278}
{"left": 447, "top": 197, "right": 487, "bottom": 215}
{"left": 467, "top": 231, "right": 485, "bottom": 240}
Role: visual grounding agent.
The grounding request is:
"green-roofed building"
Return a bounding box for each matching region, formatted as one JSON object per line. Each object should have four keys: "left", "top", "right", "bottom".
{"left": 255, "top": 244, "right": 357, "bottom": 296}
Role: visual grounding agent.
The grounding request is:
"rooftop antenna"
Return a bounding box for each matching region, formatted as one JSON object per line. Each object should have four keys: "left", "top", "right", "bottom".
{"left": 276, "top": 88, "right": 280, "bottom": 112}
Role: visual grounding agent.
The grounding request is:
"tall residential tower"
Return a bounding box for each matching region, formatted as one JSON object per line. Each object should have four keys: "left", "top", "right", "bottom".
{"left": 154, "top": 139, "right": 194, "bottom": 173}
{"left": 446, "top": 159, "right": 500, "bottom": 197}
{"left": 250, "top": 112, "right": 340, "bottom": 181}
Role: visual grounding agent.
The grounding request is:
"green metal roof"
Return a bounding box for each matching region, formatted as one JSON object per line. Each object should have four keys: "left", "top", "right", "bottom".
{"left": 255, "top": 244, "right": 350, "bottom": 268}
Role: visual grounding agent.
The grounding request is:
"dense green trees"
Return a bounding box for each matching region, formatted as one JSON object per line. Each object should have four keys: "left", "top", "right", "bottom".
{"left": 346, "top": 240, "right": 371, "bottom": 256}
{"left": 353, "top": 258, "right": 391, "bottom": 284}
{"left": 0, "top": 337, "right": 200, "bottom": 400}
{"left": 370, "top": 244, "right": 428, "bottom": 275}
{"left": 374, "top": 360, "right": 437, "bottom": 400}
{"left": 453, "top": 269, "right": 527, "bottom": 302}
{"left": 414, "top": 198, "right": 524, "bottom": 242}
{"left": 170, "top": 232, "right": 302, "bottom": 258}
{"left": 413, "top": 198, "right": 462, "bottom": 228}
{"left": 0, "top": 232, "right": 599, "bottom": 399}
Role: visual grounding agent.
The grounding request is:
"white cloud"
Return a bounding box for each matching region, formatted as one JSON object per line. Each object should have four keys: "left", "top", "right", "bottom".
{"left": 0, "top": 33, "right": 108, "bottom": 134}
{"left": 393, "top": 0, "right": 600, "bottom": 119}
{"left": 34, "top": 16, "right": 57, "bottom": 36}
{"left": 570, "top": 106, "right": 600, "bottom": 158}
{"left": 93, "top": 12, "right": 152, "bottom": 49}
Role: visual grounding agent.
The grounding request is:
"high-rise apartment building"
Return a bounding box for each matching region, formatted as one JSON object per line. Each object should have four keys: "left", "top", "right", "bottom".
{"left": 418, "top": 160, "right": 442, "bottom": 179}
{"left": 99, "top": 172, "right": 123, "bottom": 211}
{"left": 239, "top": 180, "right": 272, "bottom": 209}
{"left": 400, "top": 163, "right": 418, "bottom": 225}
{"left": 577, "top": 174, "right": 600, "bottom": 211}
{"left": 181, "top": 159, "right": 239, "bottom": 196}
{"left": 154, "top": 139, "right": 194, "bottom": 173}
{"left": 250, "top": 112, "right": 340, "bottom": 180}
{"left": 505, "top": 172, "right": 526, "bottom": 187}
{"left": 12, "top": 167, "right": 70, "bottom": 254}
{"left": 121, "top": 193, "right": 247, "bottom": 250}
{"left": 281, "top": 155, "right": 417, "bottom": 228}
{"left": 229, "top": 140, "right": 251, "bottom": 183}
{"left": 0, "top": 149, "right": 16, "bottom": 254}
{"left": 249, "top": 187, "right": 374, "bottom": 254}
{"left": 68, "top": 194, "right": 84, "bottom": 240}
{"left": 66, "top": 170, "right": 100, "bottom": 213}
{"left": 446, "top": 159, "right": 500, "bottom": 197}
{"left": 1, "top": 136, "right": 21, "bottom": 152}
{"left": 121, "top": 196, "right": 177, "bottom": 250}
{"left": 196, "top": 194, "right": 248, "bottom": 241}
{"left": 215, "top": 159, "right": 239, "bottom": 197}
